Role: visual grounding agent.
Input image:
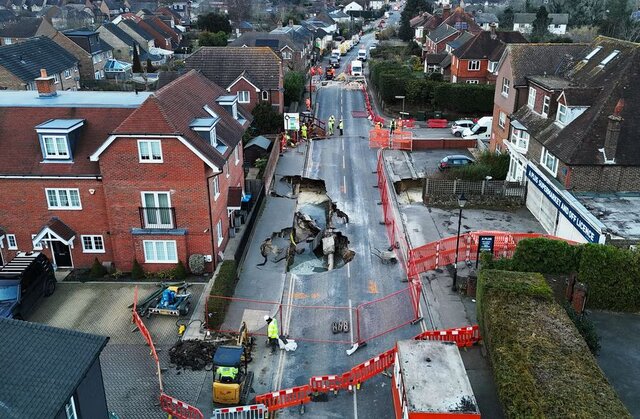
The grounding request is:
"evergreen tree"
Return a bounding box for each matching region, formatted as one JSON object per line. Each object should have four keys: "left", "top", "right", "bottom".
{"left": 146, "top": 58, "right": 155, "bottom": 73}
{"left": 532, "top": 6, "right": 552, "bottom": 40}
{"left": 132, "top": 43, "right": 142, "bottom": 73}
{"left": 499, "top": 7, "right": 515, "bottom": 30}
{"left": 398, "top": 0, "right": 432, "bottom": 41}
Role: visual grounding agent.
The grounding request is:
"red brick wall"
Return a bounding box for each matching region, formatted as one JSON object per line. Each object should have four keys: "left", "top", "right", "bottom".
{"left": 228, "top": 78, "right": 260, "bottom": 112}
{"left": 98, "top": 136, "right": 215, "bottom": 272}
{"left": 0, "top": 178, "right": 110, "bottom": 268}
{"left": 451, "top": 57, "right": 488, "bottom": 83}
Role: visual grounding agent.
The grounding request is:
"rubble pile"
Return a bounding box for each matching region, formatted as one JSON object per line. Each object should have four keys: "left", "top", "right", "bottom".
{"left": 169, "top": 340, "right": 219, "bottom": 370}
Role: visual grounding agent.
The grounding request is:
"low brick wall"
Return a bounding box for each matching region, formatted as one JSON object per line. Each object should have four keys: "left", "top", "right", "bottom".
{"left": 412, "top": 138, "right": 477, "bottom": 150}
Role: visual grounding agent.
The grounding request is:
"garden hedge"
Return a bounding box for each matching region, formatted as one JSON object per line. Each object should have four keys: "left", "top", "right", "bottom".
{"left": 477, "top": 269, "right": 630, "bottom": 418}
{"left": 206, "top": 260, "right": 238, "bottom": 329}
{"left": 510, "top": 238, "right": 581, "bottom": 274}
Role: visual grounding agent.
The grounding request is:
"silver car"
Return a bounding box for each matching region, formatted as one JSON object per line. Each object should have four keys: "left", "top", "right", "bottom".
{"left": 451, "top": 120, "right": 475, "bottom": 137}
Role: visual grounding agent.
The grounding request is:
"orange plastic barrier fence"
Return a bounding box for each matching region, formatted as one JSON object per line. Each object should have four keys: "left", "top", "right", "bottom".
{"left": 309, "top": 374, "right": 348, "bottom": 393}
{"left": 427, "top": 119, "right": 448, "bottom": 128}
{"left": 349, "top": 347, "right": 397, "bottom": 385}
{"left": 159, "top": 393, "right": 204, "bottom": 419}
{"left": 414, "top": 325, "right": 481, "bottom": 348}
{"left": 369, "top": 128, "right": 390, "bottom": 148}
{"left": 255, "top": 385, "right": 312, "bottom": 412}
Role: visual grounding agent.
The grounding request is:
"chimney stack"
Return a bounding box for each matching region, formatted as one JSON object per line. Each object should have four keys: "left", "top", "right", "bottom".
{"left": 35, "top": 68, "right": 57, "bottom": 97}
{"left": 604, "top": 98, "right": 624, "bottom": 162}
{"left": 443, "top": 4, "right": 451, "bottom": 19}
{"left": 490, "top": 22, "right": 497, "bottom": 39}
{"left": 288, "top": 19, "right": 294, "bottom": 27}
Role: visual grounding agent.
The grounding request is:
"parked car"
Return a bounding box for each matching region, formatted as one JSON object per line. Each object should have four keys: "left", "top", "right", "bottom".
{"left": 438, "top": 155, "right": 475, "bottom": 171}
{"left": 0, "top": 252, "right": 56, "bottom": 319}
{"left": 450, "top": 120, "right": 475, "bottom": 137}
{"left": 330, "top": 57, "right": 340, "bottom": 68}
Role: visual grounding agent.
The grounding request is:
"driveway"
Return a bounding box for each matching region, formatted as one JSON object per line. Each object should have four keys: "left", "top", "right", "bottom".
{"left": 27, "top": 282, "right": 207, "bottom": 419}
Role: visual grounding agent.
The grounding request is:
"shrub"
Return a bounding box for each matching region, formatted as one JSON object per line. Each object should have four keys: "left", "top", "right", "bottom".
{"left": 511, "top": 238, "right": 580, "bottom": 274}
{"left": 89, "top": 257, "right": 107, "bottom": 278}
{"left": 173, "top": 260, "right": 188, "bottom": 280}
{"left": 578, "top": 244, "right": 640, "bottom": 312}
{"left": 563, "top": 302, "right": 601, "bottom": 355}
{"left": 477, "top": 269, "right": 630, "bottom": 418}
{"left": 433, "top": 83, "right": 494, "bottom": 113}
{"left": 284, "top": 71, "right": 305, "bottom": 105}
{"left": 479, "top": 252, "right": 513, "bottom": 271}
{"left": 206, "top": 260, "right": 238, "bottom": 329}
{"left": 131, "top": 259, "right": 145, "bottom": 280}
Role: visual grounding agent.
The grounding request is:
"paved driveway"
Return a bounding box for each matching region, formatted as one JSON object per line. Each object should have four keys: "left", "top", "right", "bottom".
{"left": 27, "top": 282, "right": 207, "bottom": 419}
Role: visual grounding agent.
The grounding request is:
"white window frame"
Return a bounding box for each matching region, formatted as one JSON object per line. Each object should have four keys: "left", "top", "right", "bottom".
{"left": 282, "top": 51, "right": 292, "bottom": 60}
{"left": 3, "top": 37, "right": 12, "bottom": 45}
{"left": 542, "top": 95, "right": 550, "bottom": 117}
{"left": 31, "top": 234, "right": 43, "bottom": 250}
{"left": 488, "top": 61, "right": 497, "bottom": 73}
{"left": 213, "top": 176, "right": 220, "bottom": 200}
{"left": 540, "top": 147, "right": 559, "bottom": 176}
{"left": 7, "top": 234, "right": 17, "bottom": 250}
{"left": 64, "top": 69, "right": 71, "bottom": 79}
{"left": 468, "top": 60, "right": 480, "bottom": 71}
{"left": 137, "top": 140, "right": 163, "bottom": 163}
{"left": 556, "top": 103, "right": 568, "bottom": 125}
{"left": 46, "top": 188, "right": 82, "bottom": 210}
{"left": 498, "top": 111, "right": 506, "bottom": 129}
{"left": 238, "top": 91, "right": 250, "bottom": 103}
{"left": 141, "top": 191, "right": 173, "bottom": 228}
{"left": 528, "top": 87, "right": 536, "bottom": 109}
{"left": 234, "top": 146, "right": 240, "bottom": 165}
{"left": 143, "top": 240, "right": 178, "bottom": 263}
{"left": 53, "top": 73, "right": 60, "bottom": 84}
{"left": 510, "top": 128, "right": 529, "bottom": 152}
{"left": 65, "top": 396, "right": 78, "bottom": 419}
{"left": 501, "top": 77, "right": 510, "bottom": 97}
{"left": 81, "top": 235, "right": 105, "bottom": 253}
{"left": 261, "top": 90, "right": 269, "bottom": 101}
{"left": 465, "top": 80, "right": 479, "bottom": 84}
{"left": 43, "top": 135, "right": 70, "bottom": 159}
{"left": 210, "top": 126, "right": 218, "bottom": 147}
{"left": 94, "top": 70, "right": 101, "bottom": 80}
{"left": 216, "top": 219, "right": 223, "bottom": 246}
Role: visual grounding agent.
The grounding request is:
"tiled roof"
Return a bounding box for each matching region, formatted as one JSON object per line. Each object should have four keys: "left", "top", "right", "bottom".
{"left": 474, "top": 12, "right": 498, "bottom": 24}
{"left": 453, "top": 30, "right": 527, "bottom": 60}
{"left": 0, "top": 317, "right": 108, "bottom": 419}
{"left": 120, "top": 18, "right": 154, "bottom": 41}
{"left": 442, "top": 7, "right": 482, "bottom": 34}
{"left": 230, "top": 32, "right": 303, "bottom": 51}
{"left": 0, "top": 16, "right": 42, "bottom": 37}
{"left": 446, "top": 31, "right": 473, "bottom": 50}
{"left": 427, "top": 24, "right": 458, "bottom": 43}
{"left": 0, "top": 37, "right": 77, "bottom": 83}
{"left": 514, "top": 13, "right": 569, "bottom": 25}
{"left": 42, "top": 217, "right": 76, "bottom": 242}
{"left": 113, "top": 70, "right": 251, "bottom": 169}
{"left": 185, "top": 47, "right": 281, "bottom": 90}
{"left": 505, "top": 43, "right": 589, "bottom": 86}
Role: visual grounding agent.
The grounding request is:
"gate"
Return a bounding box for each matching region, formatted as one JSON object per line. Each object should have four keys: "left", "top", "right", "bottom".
{"left": 356, "top": 285, "right": 418, "bottom": 343}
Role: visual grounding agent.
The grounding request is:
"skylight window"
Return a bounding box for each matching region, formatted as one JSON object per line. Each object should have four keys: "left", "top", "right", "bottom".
{"left": 583, "top": 46, "right": 602, "bottom": 61}
{"left": 599, "top": 50, "right": 620, "bottom": 67}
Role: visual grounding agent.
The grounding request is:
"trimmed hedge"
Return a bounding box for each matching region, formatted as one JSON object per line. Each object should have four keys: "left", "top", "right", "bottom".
{"left": 206, "top": 260, "right": 238, "bottom": 329}
{"left": 578, "top": 244, "right": 640, "bottom": 312}
{"left": 511, "top": 238, "right": 581, "bottom": 274}
{"left": 477, "top": 269, "right": 631, "bottom": 418}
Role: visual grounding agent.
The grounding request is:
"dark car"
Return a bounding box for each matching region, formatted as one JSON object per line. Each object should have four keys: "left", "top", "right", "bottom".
{"left": 0, "top": 252, "right": 56, "bottom": 319}
{"left": 438, "top": 155, "right": 475, "bottom": 171}
{"left": 330, "top": 57, "right": 340, "bottom": 68}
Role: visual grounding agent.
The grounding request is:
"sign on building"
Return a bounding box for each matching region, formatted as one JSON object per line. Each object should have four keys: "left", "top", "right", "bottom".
{"left": 284, "top": 113, "right": 300, "bottom": 131}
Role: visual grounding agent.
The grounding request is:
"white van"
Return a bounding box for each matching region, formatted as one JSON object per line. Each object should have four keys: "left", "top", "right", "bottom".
{"left": 357, "top": 48, "right": 367, "bottom": 61}
{"left": 331, "top": 49, "right": 341, "bottom": 60}
{"left": 351, "top": 60, "right": 363, "bottom": 76}
{"left": 462, "top": 116, "right": 493, "bottom": 142}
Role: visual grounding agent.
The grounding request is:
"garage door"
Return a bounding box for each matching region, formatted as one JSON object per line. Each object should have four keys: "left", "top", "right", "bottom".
{"left": 527, "top": 182, "right": 557, "bottom": 234}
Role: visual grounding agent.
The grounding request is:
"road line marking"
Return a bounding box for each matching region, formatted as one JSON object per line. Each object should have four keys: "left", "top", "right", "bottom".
{"left": 347, "top": 262, "right": 351, "bottom": 278}
{"left": 348, "top": 299, "right": 354, "bottom": 345}
{"left": 343, "top": 154, "right": 346, "bottom": 169}
{"left": 343, "top": 175, "right": 347, "bottom": 194}
{"left": 274, "top": 272, "right": 296, "bottom": 390}
{"left": 353, "top": 386, "right": 359, "bottom": 419}
{"left": 341, "top": 137, "right": 345, "bottom": 152}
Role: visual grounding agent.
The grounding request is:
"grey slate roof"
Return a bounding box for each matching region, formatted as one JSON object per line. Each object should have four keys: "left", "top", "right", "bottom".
{"left": 0, "top": 317, "right": 108, "bottom": 418}
{"left": 230, "top": 32, "right": 303, "bottom": 51}
{"left": 120, "top": 18, "right": 154, "bottom": 41}
{"left": 447, "top": 30, "right": 473, "bottom": 50}
{"left": 474, "top": 12, "right": 498, "bottom": 25}
{"left": 514, "top": 13, "right": 569, "bottom": 25}
{"left": 0, "top": 36, "right": 77, "bottom": 83}
{"left": 245, "top": 135, "right": 271, "bottom": 150}
{"left": 101, "top": 22, "right": 137, "bottom": 46}
{"left": 504, "top": 43, "right": 589, "bottom": 86}
{"left": 453, "top": 30, "right": 528, "bottom": 60}
{"left": 185, "top": 47, "right": 281, "bottom": 90}
{"left": 427, "top": 24, "right": 458, "bottom": 43}
{"left": 0, "top": 16, "right": 42, "bottom": 38}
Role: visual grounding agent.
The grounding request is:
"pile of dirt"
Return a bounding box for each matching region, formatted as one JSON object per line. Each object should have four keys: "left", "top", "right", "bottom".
{"left": 169, "top": 340, "right": 218, "bottom": 370}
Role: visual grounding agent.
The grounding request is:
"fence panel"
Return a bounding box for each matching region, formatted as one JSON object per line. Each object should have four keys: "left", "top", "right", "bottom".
{"left": 369, "top": 128, "right": 390, "bottom": 148}
{"left": 256, "top": 385, "right": 312, "bottom": 412}
{"left": 159, "top": 393, "right": 204, "bottom": 419}
{"left": 356, "top": 286, "right": 418, "bottom": 343}
{"left": 212, "top": 404, "right": 268, "bottom": 419}
{"left": 206, "top": 295, "right": 281, "bottom": 336}
{"left": 286, "top": 303, "right": 355, "bottom": 344}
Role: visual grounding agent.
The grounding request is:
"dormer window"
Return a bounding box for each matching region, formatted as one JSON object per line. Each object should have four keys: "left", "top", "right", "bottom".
{"left": 556, "top": 103, "right": 568, "bottom": 125}
{"left": 598, "top": 50, "right": 620, "bottom": 68}
{"left": 210, "top": 126, "right": 217, "bottom": 147}
{"left": 35, "top": 118, "right": 84, "bottom": 162}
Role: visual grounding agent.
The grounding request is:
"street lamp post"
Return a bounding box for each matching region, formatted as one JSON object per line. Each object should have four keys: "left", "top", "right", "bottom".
{"left": 395, "top": 95, "right": 405, "bottom": 117}
{"left": 452, "top": 193, "right": 468, "bottom": 292}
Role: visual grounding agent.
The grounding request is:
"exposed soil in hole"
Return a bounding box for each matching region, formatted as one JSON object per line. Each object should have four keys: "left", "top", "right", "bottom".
{"left": 169, "top": 337, "right": 234, "bottom": 370}
{"left": 284, "top": 177, "right": 355, "bottom": 275}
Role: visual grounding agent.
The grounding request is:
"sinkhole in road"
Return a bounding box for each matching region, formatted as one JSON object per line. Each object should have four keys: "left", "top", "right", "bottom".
{"left": 283, "top": 176, "right": 355, "bottom": 275}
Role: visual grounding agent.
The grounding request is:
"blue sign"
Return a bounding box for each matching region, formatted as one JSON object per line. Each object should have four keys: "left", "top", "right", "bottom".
{"left": 526, "top": 165, "right": 600, "bottom": 243}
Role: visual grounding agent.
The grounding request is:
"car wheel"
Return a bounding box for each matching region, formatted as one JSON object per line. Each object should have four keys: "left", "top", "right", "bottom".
{"left": 454, "top": 131, "right": 462, "bottom": 137}
{"left": 44, "top": 279, "right": 56, "bottom": 297}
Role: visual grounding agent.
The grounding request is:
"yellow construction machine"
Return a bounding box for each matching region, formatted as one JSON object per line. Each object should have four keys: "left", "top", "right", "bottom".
{"left": 212, "top": 322, "right": 254, "bottom": 405}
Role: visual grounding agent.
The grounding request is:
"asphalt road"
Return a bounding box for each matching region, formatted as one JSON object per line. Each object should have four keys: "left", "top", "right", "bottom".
{"left": 272, "top": 29, "right": 425, "bottom": 418}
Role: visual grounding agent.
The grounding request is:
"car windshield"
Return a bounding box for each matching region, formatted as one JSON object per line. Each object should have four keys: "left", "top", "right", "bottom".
{"left": 0, "top": 284, "right": 19, "bottom": 302}
{"left": 470, "top": 123, "right": 481, "bottom": 133}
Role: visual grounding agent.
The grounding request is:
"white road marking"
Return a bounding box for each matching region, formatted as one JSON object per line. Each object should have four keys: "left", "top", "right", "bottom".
{"left": 343, "top": 175, "right": 347, "bottom": 194}
{"left": 348, "top": 299, "right": 354, "bottom": 345}
{"left": 341, "top": 138, "right": 345, "bottom": 152}
{"left": 353, "top": 385, "right": 359, "bottom": 419}
{"left": 347, "top": 261, "right": 351, "bottom": 278}
{"left": 274, "top": 272, "right": 296, "bottom": 390}
{"left": 343, "top": 154, "right": 346, "bottom": 169}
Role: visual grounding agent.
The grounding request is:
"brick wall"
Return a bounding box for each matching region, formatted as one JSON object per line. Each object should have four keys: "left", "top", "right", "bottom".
{"left": 97, "top": 28, "right": 131, "bottom": 61}
{"left": 451, "top": 58, "right": 489, "bottom": 83}
{"left": 0, "top": 178, "right": 110, "bottom": 268}
{"left": 490, "top": 58, "right": 515, "bottom": 152}
{"left": 565, "top": 165, "right": 640, "bottom": 192}
{"left": 98, "top": 136, "right": 214, "bottom": 272}
{"left": 0, "top": 66, "right": 27, "bottom": 89}
{"left": 228, "top": 78, "right": 260, "bottom": 112}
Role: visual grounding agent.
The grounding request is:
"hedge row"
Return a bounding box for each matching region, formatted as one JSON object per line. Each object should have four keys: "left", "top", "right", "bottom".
{"left": 206, "top": 260, "right": 238, "bottom": 329}
{"left": 481, "top": 238, "right": 640, "bottom": 312}
{"left": 477, "top": 269, "right": 630, "bottom": 418}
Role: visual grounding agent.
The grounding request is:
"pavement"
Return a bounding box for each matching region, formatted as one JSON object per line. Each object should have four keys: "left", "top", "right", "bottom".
{"left": 26, "top": 282, "right": 206, "bottom": 419}
{"left": 590, "top": 311, "right": 640, "bottom": 417}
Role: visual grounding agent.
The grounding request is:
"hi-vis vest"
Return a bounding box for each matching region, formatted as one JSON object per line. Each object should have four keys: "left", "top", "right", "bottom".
{"left": 268, "top": 319, "right": 279, "bottom": 339}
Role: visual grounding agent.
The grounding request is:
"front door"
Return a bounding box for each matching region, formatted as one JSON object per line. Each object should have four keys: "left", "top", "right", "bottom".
{"left": 51, "top": 241, "right": 72, "bottom": 268}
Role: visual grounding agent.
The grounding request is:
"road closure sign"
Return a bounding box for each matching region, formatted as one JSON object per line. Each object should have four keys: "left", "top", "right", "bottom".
{"left": 284, "top": 113, "right": 300, "bottom": 131}
{"left": 476, "top": 235, "right": 495, "bottom": 268}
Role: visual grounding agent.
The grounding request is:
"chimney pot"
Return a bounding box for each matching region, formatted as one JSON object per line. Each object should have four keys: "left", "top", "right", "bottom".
{"left": 40, "top": 68, "right": 47, "bottom": 77}
{"left": 35, "top": 68, "right": 57, "bottom": 98}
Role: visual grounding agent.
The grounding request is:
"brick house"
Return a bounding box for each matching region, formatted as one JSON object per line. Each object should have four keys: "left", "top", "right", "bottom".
{"left": 0, "top": 70, "right": 250, "bottom": 273}
{"left": 489, "top": 43, "right": 588, "bottom": 153}
{"left": 62, "top": 29, "right": 114, "bottom": 80}
{"left": 0, "top": 37, "right": 79, "bottom": 90}
{"left": 422, "top": 5, "right": 482, "bottom": 53}
{"left": 449, "top": 26, "right": 527, "bottom": 84}
{"left": 498, "top": 37, "right": 639, "bottom": 243}
{"left": 230, "top": 32, "right": 309, "bottom": 72}
{"left": 185, "top": 47, "right": 284, "bottom": 113}
{"left": 0, "top": 16, "right": 53, "bottom": 45}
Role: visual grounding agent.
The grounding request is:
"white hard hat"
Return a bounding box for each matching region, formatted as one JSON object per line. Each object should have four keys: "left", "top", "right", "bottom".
{"left": 264, "top": 315, "right": 271, "bottom": 321}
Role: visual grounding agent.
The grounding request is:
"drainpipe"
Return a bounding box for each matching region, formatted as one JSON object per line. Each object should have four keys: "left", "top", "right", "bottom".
{"left": 206, "top": 172, "right": 221, "bottom": 271}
